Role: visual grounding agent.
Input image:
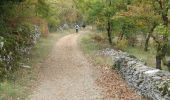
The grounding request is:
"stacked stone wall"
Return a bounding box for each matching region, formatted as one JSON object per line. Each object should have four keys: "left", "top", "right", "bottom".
{"left": 100, "top": 49, "right": 170, "bottom": 100}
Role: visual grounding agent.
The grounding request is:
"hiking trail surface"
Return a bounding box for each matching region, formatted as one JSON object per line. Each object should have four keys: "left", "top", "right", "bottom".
{"left": 28, "top": 31, "right": 142, "bottom": 100}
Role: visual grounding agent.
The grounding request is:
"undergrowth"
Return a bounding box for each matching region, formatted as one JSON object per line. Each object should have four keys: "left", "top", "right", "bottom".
{"left": 79, "top": 31, "right": 113, "bottom": 66}
{"left": 0, "top": 31, "right": 68, "bottom": 100}
{"left": 80, "top": 31, "right": 169, "bottom": 71}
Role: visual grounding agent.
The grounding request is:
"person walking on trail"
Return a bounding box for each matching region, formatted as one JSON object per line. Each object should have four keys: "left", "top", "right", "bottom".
{"left": 75, "top": 25, "right": 80, "bottom": 33}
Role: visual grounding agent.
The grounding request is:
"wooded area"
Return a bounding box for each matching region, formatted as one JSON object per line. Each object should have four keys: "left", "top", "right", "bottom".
{"left": 0, "top": 0, "right": 170, "bottom": 99}
{"left": 75, "top": 0, "right": 170, "bottom": 71}
{"left": 0, "top": 0, "right": 81, "bottom": 80}
{"left": 0, "top": 0, "right": 170, "bottom": 84}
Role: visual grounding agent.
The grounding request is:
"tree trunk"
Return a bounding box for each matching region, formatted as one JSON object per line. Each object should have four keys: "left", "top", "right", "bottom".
{"left": 161, "top": 13, "right": 168, "bottom": 59}
{"left": 107, "top": 0, "right": 112, "bottom": 44}
{"left": 154, "top": 0, "right": 169, "bottom": 70}
{"left": 156, "top": 43, "right": 162, "bottom": 70}
{"left": 144, "top": 24, "right": 157, "bottom": 51}
{"left": 107, "top": 20, "right": 112, "bottom": 44}
{"left": 144, "top": 33, "right": 151, "bottom": 51}
{"left": 160, "top": 7, "right": 168, "bottom": 69}
{"left": 155, "top": 43, "right": 168, "bottom": 70}
{"left": 156, "top": 55, "right": 162, "bottom": 70}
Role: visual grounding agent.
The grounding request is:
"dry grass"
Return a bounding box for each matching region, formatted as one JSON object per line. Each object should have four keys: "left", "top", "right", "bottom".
{"left": 126, "top": 46, "right": 169, "bottom": 71}
{"left": 79, "top": 31, "right": 112, "bottom": 66}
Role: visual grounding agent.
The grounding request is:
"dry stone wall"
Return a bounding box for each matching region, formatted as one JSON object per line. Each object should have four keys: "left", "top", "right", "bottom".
{"left": 100, "top": 48, "right": 170, "bottom": 100}
{"left": 0, "top": 25, "right": 41, "bottom": 73}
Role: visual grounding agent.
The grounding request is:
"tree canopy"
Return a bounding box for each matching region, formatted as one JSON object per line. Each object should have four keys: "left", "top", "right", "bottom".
{"left": 75, "top": 0, "right": 170, "bottom": 71}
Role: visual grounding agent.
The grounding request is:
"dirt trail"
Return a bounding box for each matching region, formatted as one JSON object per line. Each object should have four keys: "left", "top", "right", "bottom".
{"left": 28, "top": 32, "right": 142, "bottom": 100}
{"left": 28, "top": 33, "right": 102, "bottom": 100}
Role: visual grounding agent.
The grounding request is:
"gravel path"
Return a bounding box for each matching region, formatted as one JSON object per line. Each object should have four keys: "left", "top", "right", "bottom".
{"left": 28, "top": 33, "right": 102, "bottom": 100}
{"left": 28, "top": 32, "right": 142, "bottom": 100}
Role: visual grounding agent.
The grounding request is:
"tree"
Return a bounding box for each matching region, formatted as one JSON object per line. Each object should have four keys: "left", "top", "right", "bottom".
{"left": 149, "top": 0, "right": 169, "bottom": 70}
{"left": 75, "top": 0, "right": 127, "bottom": 44}
{"left": 127, "top": 0, "right": 170, "bottom": 70}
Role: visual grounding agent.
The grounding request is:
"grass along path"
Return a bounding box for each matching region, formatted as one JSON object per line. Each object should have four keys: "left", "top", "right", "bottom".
{"left": 0, "top": 31, "right": 69, "bottom": 100}
{"left": 79, "top": 31, "right": 143, "bottom": 100}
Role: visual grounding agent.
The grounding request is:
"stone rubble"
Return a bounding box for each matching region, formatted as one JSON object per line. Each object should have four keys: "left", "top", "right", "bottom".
{"left": 99, "top": 48, "right": 170, "bottom": 100}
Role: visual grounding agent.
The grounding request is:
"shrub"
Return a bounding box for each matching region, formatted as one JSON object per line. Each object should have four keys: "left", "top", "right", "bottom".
{"left": 91, "top": 33, "right": 106, "bottom": 43}
{"left": 116, "top": 39, "right": 128, "bottom": 51}
{"left": 127, "top": 36, "right": 138, "bottom": 47}
{"left": 0, "top": 22, "right": 41, "bottom": 80}
{"left": 166, "top": 42, "right": 170, "bottom": 56}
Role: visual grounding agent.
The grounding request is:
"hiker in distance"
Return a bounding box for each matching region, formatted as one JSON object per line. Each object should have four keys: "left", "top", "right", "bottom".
{"left": 75, "top": 24, "right": 80, "bottom": 33}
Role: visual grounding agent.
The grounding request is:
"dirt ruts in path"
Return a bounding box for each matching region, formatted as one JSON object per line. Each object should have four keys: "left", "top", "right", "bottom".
{"left": 28, "top": 32, "right": 142, "bottom": 100}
